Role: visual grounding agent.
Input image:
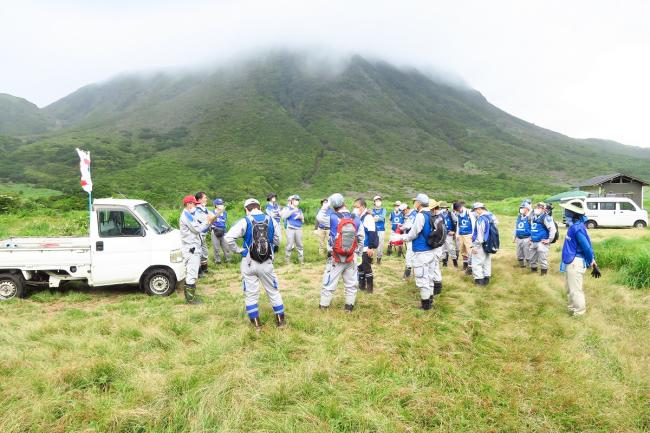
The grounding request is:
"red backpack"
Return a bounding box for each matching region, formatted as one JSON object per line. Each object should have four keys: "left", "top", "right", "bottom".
{"left": 332, "top": 213, "right": 358, "bottom": 263}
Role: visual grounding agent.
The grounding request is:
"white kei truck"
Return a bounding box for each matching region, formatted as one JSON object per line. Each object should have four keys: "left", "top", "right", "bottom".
{"left": 0, "top": 199, "right": 186, "bottom": 301}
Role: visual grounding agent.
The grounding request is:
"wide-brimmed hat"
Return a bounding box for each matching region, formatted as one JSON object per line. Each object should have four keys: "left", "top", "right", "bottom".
{"left": 429, "top": 199, "right": 441, "bottom": 209}
{"left": 472, "top": 202, "right": 486, "bottom": 210}
{"left": 559, "top": 198, "right": 586, "bottom": 215}
{"left": 438, "top": 200, "right": 449, "bottom": 208}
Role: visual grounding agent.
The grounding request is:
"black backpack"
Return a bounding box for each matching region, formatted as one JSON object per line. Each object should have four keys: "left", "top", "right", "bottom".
{"left": 247, "top": 216, "right": 272, "bottom": 263}
{"left": 550, "top": 220, "right": 560, "bottom": 244}
{"left": 426, "top": 212, "right": 447, "bottom": 249}
{"left": 482, "top": 215, "right": 500, "bottom": 254}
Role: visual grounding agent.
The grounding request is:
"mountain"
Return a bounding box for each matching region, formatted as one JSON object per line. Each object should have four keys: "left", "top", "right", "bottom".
{"left": 2, "top": 52, "right": 650, "bottom": 205}
{"left": 0, "top": 93, "right": 53, "bottom": 136}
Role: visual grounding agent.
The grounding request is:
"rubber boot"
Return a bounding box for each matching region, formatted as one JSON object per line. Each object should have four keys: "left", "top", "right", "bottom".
{"left": 358, "top": 273, "right": 366, "bottom": 291}
{"left": 344, "top": 304, "right": 354, "bottom": 313}
{"left": 531, "top": 267, "right": 538, "bottom": 273}
{"left": 398, "top": 246, "right": 403, "bottom": 257}
{"left": 442, "top": 258, "right": 448, "bottom": 267}
{"left": 420, "top": 298, "right": 432, "bottom": 310}
{"left": 463, "top": 261, "right": 469, "bottom": 271}
{"left": 403, "top": 267, "right": 412, "bottom": 279}
{"left": 184, "top": 284, "right": 203, "bottom": 304}
{"left": 275, "top": 313, "right": 286, "bottom": 327}
{"left": 249, "top": 317, "right": 262, "bottom": 329}
{"left": 474, "top": 279, "right": 484, "bottom": 286}
{"left": 465, "top": 266, "right": 473, "bottom": 276}
{"left": 198, "top": 264, "right": 206, "bottom": 279}
{"left": 319, "top": 304, "right": 329, "bottom": 310}
{"left": 366, "top": 276, "right": 374, "bottom": 294}
{"left": 540, "top": 269, "right": 548, "bottom": 276}
{"left": 483, "top": 276, "right": 490, "bottom": 285}
{"left": 452, "top": 258, "right": 458, "bottom": 268}
{"left": 386, "top": 245, "right": 392, "bottom": 256}
{"left": 434, "top": 281, "right": 442, "bottom": 296}
{"left": 518, "top": 259, "right": 525, "bottom": 268}
{"left": 377, "top": 258, "right": 381, "bottom": 265}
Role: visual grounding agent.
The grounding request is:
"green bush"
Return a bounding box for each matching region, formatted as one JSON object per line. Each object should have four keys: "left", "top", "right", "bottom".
{"left": 593, "top": 236, "right": 650, "bottom": 289}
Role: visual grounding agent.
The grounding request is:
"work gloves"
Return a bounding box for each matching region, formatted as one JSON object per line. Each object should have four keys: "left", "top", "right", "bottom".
{"left": 591, "top": 264, "right": 602, "bottom": 279}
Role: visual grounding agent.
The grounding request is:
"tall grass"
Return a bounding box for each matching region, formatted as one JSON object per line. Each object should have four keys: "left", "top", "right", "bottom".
{"left": 593, "top": 236, "right": 650, "bottom": 289}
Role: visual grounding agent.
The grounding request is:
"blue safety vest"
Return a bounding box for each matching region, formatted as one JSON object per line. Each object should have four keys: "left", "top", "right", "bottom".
{"left": 389, "top": 211, "right": 404, "bottom": 231}
{"left": 531, "top": 214, "right": 550, "bottom": 242}
{"left": 412, "top": 211, "right": 433, "bottom": 252}
{"left": 515, "top": 215, "right": 531, "bottom": 238}
{"left": 318, "top": 208, "right": 333, "bottom": 229}
{"left": 265, "top": 203, "right": 281, "bottom": 222}
{"left": 472, "top": 213, "right": 492, "bottom": 243}
{"left": 371, "top": 208, "right": 386, "bottom": 231}
{"left": 286, "top": 207, "right": 303, "bottom": 229}
{"left": 442, "top": 211, "right": 454, "bottom": 231}
{"left": 211, "top": 210, "right": 227, "bottom": 229}
{"left": 457, "top": 211, "right": 473, "bottom": 235}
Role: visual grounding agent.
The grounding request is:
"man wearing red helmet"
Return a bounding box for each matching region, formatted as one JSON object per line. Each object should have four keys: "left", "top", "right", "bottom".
{"left": 179, "top": 195, "right": 216, "bottom": 304}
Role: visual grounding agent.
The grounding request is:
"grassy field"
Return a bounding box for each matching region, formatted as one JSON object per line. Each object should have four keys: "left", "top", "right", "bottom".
{"left": 0, "top": 213, "right": 649, "bottom": 433}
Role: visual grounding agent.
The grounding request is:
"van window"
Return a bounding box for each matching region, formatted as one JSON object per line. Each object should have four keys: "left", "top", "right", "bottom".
{"left": 587, "top": 202, "right": 598, "bottom": 210}
{"left": 98, "top": 209, "right": 143, "bottom": 237}
{"left": 600, "top": 202, "right": 616, "bottom": 211}
{"left": 619, "top": 202, "right": 636, "bottom": 211}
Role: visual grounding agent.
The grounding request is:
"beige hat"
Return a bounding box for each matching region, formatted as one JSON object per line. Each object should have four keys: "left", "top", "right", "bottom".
{"left": 559, "top": 198, "right": 586, "bottom": 215}
{"left": 394, "top": 200, "right": 402, "bottom": 206}
{"left": 429, "top": 199, "right": 441, "bottom": 209}
{"left": 438, "top": 200, "right": 449, "bottom": 208}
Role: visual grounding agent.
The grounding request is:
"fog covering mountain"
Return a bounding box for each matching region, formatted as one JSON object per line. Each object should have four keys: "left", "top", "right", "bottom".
{"left": 1, "top": 52, "right": 649, "bottom": 205}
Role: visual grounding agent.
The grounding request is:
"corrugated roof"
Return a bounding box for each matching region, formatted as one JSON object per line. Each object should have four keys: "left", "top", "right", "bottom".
{"left": 576, "top": 173, "right": 649, "bottom": 187}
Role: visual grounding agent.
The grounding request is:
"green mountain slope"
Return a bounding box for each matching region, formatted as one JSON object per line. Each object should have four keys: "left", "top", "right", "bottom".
{"left": 2, "top": 53, "right": 650, "bottom": 205}
{"left": 0, "top": 93, "right": 53, "bottom": 135}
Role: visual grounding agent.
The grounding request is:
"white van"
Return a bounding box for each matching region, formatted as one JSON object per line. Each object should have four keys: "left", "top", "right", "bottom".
{"left": 0, "top": 198, "right": 185, "bottom": 300}
{"left": 580, "top": 197, "right": 648, "bottom": 229}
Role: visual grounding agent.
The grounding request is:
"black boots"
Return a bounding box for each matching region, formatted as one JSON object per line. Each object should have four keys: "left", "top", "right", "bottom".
{"left": 474, "top": 277, "right": 490, "bottom": 286}
{"left": 184, "top": 284, "right": 203, "bottom": 304}
{"left": 465, "top": 266, "right": 473, "bottom": 276}
{"left": 420, "top": 298, "right": 432, "bottom": 310}
{"left": 484, "top": 276, "right": 490, "bottom": 285}
{"left": 198, "top": 263, "right": 208, "bottom": 278}
{"left": 397, "top": 246, "right": 403, "bottom": 257}
{"left": 531, "top": 267, "right": 538, "bottom": 273}
{"left": 518, "top": 259, "right": 526, "bottom": 268}
{"left": 452, "top": 259, "right": 458, "bottom": 268}
{"left": 366, "top": 276, "right": 374, "bottom": 293}
{"left": 249, "top": 317, "right": 262, "bottom": 329}
{"left": 442, "top": 258, "right": 448, "bottom": 267}
{"left": 386, "top": 245, "right": 392, "bottom": 256}
{"left": 275, "top": 313, "right": 286, "bottom": 327}
{"left": 540, "top": 269, "right": 548, "bottom": 276}
{"left": 358, "top": 273, "right": 366, "bottom": 291}
{"left": 403, "top": 267, "right": 412, "bottom": 278}
{"left": 344, "top": 304, "right": 354, "bottom": 312}
{"left": 463, "top": 262, "right": 469, "bottom": 271}
{"left": 433, "top": 281, "right": 442, "bottom": 296}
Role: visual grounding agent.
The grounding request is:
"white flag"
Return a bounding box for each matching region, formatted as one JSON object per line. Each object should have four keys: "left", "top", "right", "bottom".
{"left": 76, "top": 148, "right": 92, "bottom": 193}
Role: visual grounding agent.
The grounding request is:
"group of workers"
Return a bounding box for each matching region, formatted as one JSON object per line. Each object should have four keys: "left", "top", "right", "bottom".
{"left": 178, "top": 191, "right": 600, "bottom": 329}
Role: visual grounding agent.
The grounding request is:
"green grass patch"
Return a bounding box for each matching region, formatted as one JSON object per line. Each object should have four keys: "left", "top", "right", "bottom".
{"left": 594, "top": 236, "right": 650, "bottom": 289}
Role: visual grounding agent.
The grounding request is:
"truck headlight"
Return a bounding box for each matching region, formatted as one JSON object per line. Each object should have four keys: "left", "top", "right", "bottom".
{"left": 170, "top": 249, "right": 183, "bottom": 263}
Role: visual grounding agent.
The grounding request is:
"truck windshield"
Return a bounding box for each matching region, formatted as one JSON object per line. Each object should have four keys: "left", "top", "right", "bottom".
{"left": 135, "top": 203, "right": 173, "bottom": 234}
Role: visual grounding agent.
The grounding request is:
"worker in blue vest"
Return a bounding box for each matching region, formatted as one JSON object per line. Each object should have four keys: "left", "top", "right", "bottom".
{"left": 371, "top": 195, "right": 387, "bottom": 265}
{"left": 454, "top": 201, "right": 475, "bottom": 273}
{"left": 401, "top": 203, "right": 417, "bottom": 278}
{"left": 281, "top": 195, "right": 305, "bottom": 264}
{"left": 354, "top": 198, "right": 379, "bottom": 292}
{"left": 265, "top": 193, "right": 282, "bottom": 225}
{"left": 471, "top": 202, "right": 496, "bottom": 286}
{"left": 387, "top": 200, "right": 404, "bottom": 257}
{"left": 439, "top": 201, "right": 458, "bottom": 268}
{"left": 210, "top": 198, "right": 231, "bottom": 264}
{"left": 559, "top": 198, "right": 600, "bottom": 316}
{"left": 529, "top": 202, "right": 557, "bottom": 275}
{"left": 513, "top": 202, "right": 532, "bottom": 268}
{"left": 400, "top": 193, "right": 436, "bottom": 310}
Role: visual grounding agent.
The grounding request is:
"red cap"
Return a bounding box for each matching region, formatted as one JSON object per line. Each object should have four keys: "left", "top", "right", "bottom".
{"left": 183, "top": 195, "right": 198, "bottom": 205}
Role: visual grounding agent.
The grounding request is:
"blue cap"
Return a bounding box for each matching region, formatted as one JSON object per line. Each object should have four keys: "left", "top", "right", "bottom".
{"left": 292, "top": 194, "right": 301, "bottom": 201}
{"left": 213, "top": 198, "right": 224, "bottom": 206}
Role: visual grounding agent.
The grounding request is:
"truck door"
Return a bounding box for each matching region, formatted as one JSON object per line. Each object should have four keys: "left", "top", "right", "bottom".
{"left": 598, "top": 201, "right": 617, "bottom": 227}
{"left": 618, "top": 201, "right": 638, "bottom": 227}
{"left": 91, "top": 208, "right": 151, "bottom": 286}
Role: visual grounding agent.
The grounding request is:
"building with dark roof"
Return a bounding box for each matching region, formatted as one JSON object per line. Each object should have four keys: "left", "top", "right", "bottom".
{"left": 575, "top": 173, "right": 648, "bottom": 207}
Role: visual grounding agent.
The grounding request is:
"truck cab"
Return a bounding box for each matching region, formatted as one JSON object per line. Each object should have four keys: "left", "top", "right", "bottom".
{"left": 0, "top": 199, "right": 185, "bottom": 300}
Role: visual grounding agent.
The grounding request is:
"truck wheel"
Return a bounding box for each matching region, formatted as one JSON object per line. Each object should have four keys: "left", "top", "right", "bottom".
{"left": 586, "top": 220, "right": 598, "bottom": 229}
{"left": 634, "top": 220, "right": 647, "bottom": 229}
{"left": 143, "top": 269, "right": 176, "bottom": 297}
{"left": 0, "top": 273, "right": 26, "bottom": 301}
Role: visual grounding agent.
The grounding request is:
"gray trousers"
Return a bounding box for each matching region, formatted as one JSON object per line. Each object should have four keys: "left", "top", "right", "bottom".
{"left": 442, "top": 234, "right": 457, "bottom": 260}
{"left": 241, "top": 256, "right": 284, "bottom": 316}
{"left": 320, "top": 259, "right": 358, "bottom": 306}
{"left": 376, "top": 230, "right": 385, "bottom": 259}
{"left": 529, "top": 241, "right": 550, "bottom": 270}
{"left": 413, "top": 250, "right": 436, "bottom": 300}
{"left": 199, "top": 233, "right": 209, "bottom": 265}
{"left": 211, "top": 233, "right": 231, "bottom": 263}
{"left": 405, "top": 242, "right": 414, "bottom": 268}
{"left": 471, "top": 247, "right": 492, "bottom": 280}
{"left": 285, "top": 227, "right": 304, "bottom": 262}
{"left": 515, "top": 237, "right": 531, "bottom": 262}
{"left": 182, "top": 248, "right": 202, "bottom": 285}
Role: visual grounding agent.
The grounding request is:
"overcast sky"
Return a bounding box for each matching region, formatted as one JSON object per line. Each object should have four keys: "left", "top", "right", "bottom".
{"left": 2, "top": 0, "right": 649, "bottom": 147}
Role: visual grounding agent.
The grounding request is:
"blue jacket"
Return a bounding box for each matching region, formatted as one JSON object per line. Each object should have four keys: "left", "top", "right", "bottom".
{"left": 562, "top": 221, "right": 594, "bottom": 266}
